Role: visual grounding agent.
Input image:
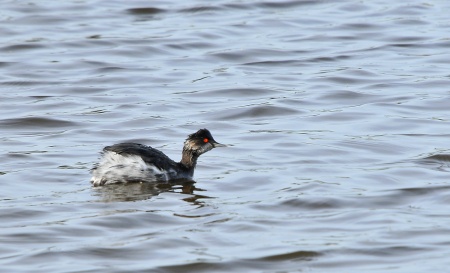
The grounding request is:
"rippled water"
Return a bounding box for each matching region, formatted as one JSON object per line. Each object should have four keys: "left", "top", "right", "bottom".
{"left": 1, "top": 0, "right": 450, "bottom": 272}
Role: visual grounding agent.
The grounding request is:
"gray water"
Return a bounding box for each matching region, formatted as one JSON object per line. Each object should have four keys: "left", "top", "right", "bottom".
{"left": 1, "top": 0, "right": 450, "bottom": 272}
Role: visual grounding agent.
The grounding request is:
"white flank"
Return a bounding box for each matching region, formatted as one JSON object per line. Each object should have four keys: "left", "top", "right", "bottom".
{"left": 90, "top": 151, "right": 168, "bottom": 186}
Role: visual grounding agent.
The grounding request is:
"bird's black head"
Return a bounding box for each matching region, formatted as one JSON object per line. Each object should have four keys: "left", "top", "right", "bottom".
{"left": 180, "top": 129, "right": 225, "bottom": 170}
{"left": 184, "top": 128, "right": 224, "bottom": 156}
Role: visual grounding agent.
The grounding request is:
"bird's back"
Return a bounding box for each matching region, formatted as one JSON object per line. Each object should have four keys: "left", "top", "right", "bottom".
{"left": 103, "top": 143, "right": 178, "bottom": 170}
{"left": 90, "top": 143, "right": 180, "bottom": 186}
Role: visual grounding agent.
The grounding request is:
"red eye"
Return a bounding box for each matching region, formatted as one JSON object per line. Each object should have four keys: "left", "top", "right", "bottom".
{"left": 203, "top": 138, "right": 209, "bottom": 143}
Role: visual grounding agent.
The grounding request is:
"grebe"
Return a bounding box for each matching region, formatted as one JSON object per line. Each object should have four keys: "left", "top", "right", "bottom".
{"left": 90, "top": 129, "right": 224, "bottom": 186}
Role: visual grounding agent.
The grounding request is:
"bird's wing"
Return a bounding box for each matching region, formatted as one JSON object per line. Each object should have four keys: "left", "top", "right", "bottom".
{"left": 104, "top": 143, "right": 177, "bottom": 170}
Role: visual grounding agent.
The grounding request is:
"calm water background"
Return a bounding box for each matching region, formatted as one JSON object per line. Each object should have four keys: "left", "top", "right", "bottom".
{"left": 1, "top": 0, "right": 450, "bottom": 272}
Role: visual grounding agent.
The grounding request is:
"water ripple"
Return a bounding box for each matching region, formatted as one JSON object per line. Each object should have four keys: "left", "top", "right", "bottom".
{"left": 1, "top": 0, "right": 450, "bottom": 272}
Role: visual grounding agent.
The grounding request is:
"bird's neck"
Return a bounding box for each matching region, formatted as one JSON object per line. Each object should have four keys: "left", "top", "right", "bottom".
{"left": 180, "top": 148, "right": 198, "bottom": 172}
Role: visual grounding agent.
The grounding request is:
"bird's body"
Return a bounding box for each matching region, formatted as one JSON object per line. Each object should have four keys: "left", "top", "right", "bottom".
{"left": 90, "top": 129, "right": 223, "bottom": 186}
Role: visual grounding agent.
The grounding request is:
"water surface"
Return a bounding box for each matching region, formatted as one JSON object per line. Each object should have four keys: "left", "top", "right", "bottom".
{"left": 1, "top": 0, "right": 450, "bottom": 272}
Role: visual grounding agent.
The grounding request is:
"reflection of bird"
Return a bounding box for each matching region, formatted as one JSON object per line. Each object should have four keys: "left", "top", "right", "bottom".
{"left": 90, "top": 129, "right": 224, "bottom": 186}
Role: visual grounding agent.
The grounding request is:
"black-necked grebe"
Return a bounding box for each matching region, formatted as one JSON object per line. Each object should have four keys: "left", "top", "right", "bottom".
{"left": 90, "top": 129, "right": 224, "bottom": 186}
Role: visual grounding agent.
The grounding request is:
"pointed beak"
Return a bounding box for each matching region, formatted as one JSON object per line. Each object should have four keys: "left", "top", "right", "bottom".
{"left": 212, "top": 141, "right": 226, "bottom": 148}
